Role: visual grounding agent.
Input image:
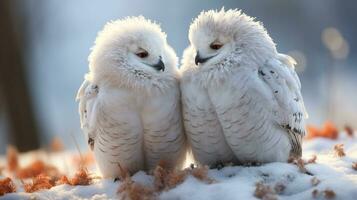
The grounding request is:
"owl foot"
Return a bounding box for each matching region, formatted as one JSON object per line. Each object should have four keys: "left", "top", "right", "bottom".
{"left": 210, "top": 161, "right": 225, "bottom": 170}
{"left": 242, "top": 161, "right": 262, "bottom": 167}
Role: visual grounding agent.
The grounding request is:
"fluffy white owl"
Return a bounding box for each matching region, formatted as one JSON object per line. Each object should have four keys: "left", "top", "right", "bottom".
{"left": 180, "top": 9, "right": 307, "bottom": 167}
{"left": 76, "top": 16, "right": 186, "bottom": 178}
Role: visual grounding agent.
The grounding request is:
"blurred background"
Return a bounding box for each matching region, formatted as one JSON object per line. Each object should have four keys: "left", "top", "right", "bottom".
{"left": 0, "top": 0, "right": 356, "bottom": 153}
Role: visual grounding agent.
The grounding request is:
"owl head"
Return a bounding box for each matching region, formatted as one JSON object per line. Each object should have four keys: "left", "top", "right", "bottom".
{"left": 188, "top": 8, "right": 277, "bottom": 69}
{"left": 88, "top": 16, "right": 178, "bottom": 90}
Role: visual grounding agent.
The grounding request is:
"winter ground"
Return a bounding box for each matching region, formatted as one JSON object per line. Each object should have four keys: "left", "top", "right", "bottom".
{"left": 1, "top": 132, "right": 357, "bottom": 200}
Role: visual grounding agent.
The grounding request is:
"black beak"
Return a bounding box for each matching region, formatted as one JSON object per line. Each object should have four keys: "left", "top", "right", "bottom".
{"left": 195, "top": 51, "right": 213, "bottom": 65}
{"left": 151, "top": 57, "right": 165, "bottom": 71}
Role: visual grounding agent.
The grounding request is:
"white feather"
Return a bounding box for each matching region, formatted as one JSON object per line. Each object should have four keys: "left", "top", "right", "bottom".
{"left": 77, "top": 17, "right": 186, "bottom": 178}
{"left": 181, "top": 9, "right": 307, "bottom": 165}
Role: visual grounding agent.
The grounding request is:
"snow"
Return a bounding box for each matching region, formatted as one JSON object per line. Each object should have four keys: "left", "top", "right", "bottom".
{"left": 1, "top": 133, "right": 357, "bottom": 200}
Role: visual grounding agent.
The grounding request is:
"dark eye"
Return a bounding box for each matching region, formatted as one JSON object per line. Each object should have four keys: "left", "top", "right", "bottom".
{"left": 210, "top": 42, "right": 223, "bottom": 50}
{"left": 136, "top": 51, "right": 149, "bottom": 58}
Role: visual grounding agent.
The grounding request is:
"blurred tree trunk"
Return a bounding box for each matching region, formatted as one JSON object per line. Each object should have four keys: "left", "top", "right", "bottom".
{"left": 0, "top": 0, "right": 40, "bottom": 151}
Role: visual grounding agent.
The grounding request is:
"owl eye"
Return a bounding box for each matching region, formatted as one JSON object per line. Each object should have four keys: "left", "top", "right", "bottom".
{"left": 210, "top": 42, "right": 223, "bottom": 50}
{"left": 136, "top": 50, "right": 149, "bottom": 58}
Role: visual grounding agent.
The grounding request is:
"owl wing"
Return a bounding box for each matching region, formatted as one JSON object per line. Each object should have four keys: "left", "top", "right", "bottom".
{"left": 140, "top": 88, "right": 186, "bottom": 169}
{"left": 76, "top": 79, "right": 99, "bottom": 150}
{"left": 258, "top": 54, "right": 308, "bottom": 157}
{"left": 181, "top": 81, "right": 237, "bottom": 165}
{"left": 76, "top": 80, "right": 144, "bottom": 172}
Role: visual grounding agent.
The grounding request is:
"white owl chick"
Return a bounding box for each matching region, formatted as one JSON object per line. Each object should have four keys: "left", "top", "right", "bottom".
{"left": 180, "top": 9, "right": 307, "bottom": 167}
{"left": 76, "top": 16, "right": 186, "bottom": 178}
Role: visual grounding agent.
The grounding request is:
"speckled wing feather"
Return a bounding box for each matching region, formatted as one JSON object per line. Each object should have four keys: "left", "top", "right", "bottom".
{"left": 76, "top": 79, "right": 99, "bottom": 149}
{"left": 202, "top": 65, "right": 288, "bottom": 163}
{"left": 258, "top": 54, "right": 307, "bottom": 157}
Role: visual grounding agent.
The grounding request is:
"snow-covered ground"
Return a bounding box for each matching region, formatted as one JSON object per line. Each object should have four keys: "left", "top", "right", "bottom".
{"left": 1, "top": 133, "right": 357, "bottom": 200}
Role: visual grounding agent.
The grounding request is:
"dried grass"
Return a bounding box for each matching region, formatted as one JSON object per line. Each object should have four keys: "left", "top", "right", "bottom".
{"left": 324, "top": 189, "right": 336, "bottom": 199}
{"left": 54, "top": 168, "right": 93, "bottom": 186}
{"left": 311, "top": 177, "right": 320, "bottom": 186}
{"left": 6, "top": 145, "right": 61, "bottom": 180}
{"left": 191, "top": 165, "right": 214, "bottom": 184}
{"left": 333, "top": 144, "right": 346, "bottom": 157}
{"left": 273, "top": 182, "right": 286, "bottom": 194}
{"left": 118, "top": 178, "right": 156, "bottom": 200}
{"left": 153, "top": 162, "right": 188, "bottom": 191}
{"left": 153, "top": 161, "right": 170, "bottom": 191}
{"left": 165, "top": 170, "right": 188, "bottom": 189}
{"left": 24, "top": 174, "right": 55, "bottom": 193}
{"left": 152, "top": 161, "right": 214, "bottom": 192}
{"left": 289, "top": 158, "right": 308, "bottom": 174}
{"left": 117, "top": 164, "right": 130, "bottom": 180}
{"left": 56, "top": 175, "right": 71, "bottom": 185}
{"left": 6, "top": 146, "right": 19, "bottom": 172}
{"left": 254, "top": 182, "right": 277, "bottom": 200}
{"left": 312, "top": 189, "right": 336, "bottom": 199}
{"left": 16, "top": 160, "right": 60, "bottom": 179}
{"left": 352, "top": 162, "right": 357, "bottom": 171}
{"left": 289, "top": 155, "right": 318, "bottom": 175}
{"left": 50, "top": 137, "right": 64, "bottom": 152}
{"left": 118, "top": 164, "right": 156, "bottom": 200}
{"left": 312, "top": 189, "right": 319, "bottom": 198}
{"left": 306, "top": 121, "right": 338, "bottom": 140}
{"left": 344, "top": 125, "right": 354, "bottom": 137}
{"left": 117, "top": 161, "right": 215, "bottom": 199}
{"left": 0, "top": 177, "right": 16, "bottom": 196}
{"left": 306, "top": 155, "right": 317, "bottom": 164}
{"left": 69, "top": 168, "right": 92, "bottom": 186}
{"left": 0, "top": 166, "right": 4, "bottom": 176}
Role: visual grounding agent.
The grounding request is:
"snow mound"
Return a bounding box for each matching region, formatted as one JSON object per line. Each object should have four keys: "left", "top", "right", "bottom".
{"left": 1, "top": 135, "right": 357, "bottom": 200}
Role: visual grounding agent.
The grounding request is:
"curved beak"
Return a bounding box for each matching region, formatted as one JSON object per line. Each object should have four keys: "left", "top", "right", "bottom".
{"left": 195, "top": 51, "right": 213, "bottom": 65}
{"left": 151, "top": 56, "right": 165, "bottom": 71}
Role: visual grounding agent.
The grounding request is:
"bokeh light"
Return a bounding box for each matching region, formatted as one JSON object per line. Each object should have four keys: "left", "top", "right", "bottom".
{"left": 322, "top": 27, "right": 350, "bottom": 60}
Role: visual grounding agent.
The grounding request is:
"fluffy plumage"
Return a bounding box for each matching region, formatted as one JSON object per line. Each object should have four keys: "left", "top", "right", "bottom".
{"left": 77, "top": 16, "right": 186, "bottom": 178}
{"left": 180, "top": 9, "right": 307, "bottom": 166}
